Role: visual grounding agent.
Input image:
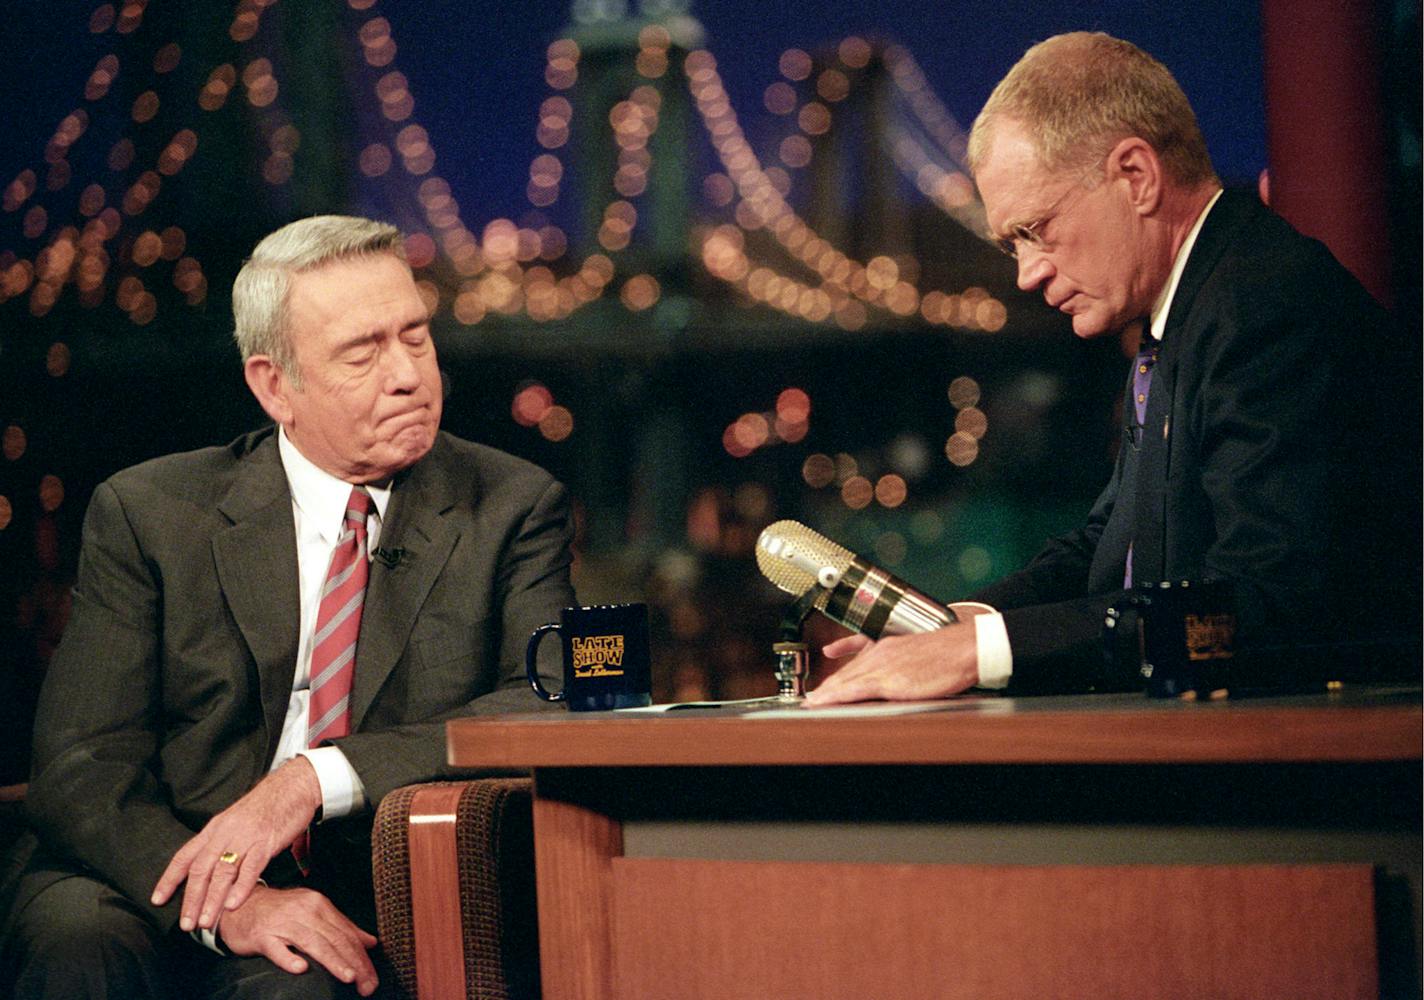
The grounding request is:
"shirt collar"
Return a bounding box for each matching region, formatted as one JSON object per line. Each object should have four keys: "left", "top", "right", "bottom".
{"left": 1147, "top": 188, "right": 1222, "bottom": 342}
{"left": 277, "top": 428, "right": 391, "bottom": 545}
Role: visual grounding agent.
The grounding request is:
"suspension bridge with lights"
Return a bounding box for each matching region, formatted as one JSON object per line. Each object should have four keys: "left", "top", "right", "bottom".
{"left": 0, "top": 0, "right": 1057, "bottom": 347}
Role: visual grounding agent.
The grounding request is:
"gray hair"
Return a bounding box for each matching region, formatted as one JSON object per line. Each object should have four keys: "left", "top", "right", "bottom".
{"left": 967, "top": 32, "right": 1218, "bottom": 188}
{"left": 232, "top": 215, "right": 407, "bottom": 384}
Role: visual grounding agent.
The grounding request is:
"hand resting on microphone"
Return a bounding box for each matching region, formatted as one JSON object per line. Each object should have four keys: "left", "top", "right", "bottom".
{"left": 806, "top": 603, "right": 993, "bottom": 705}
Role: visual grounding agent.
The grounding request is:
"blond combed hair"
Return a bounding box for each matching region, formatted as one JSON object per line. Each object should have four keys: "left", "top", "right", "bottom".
{"left": 967, "top": 32, "right": 1218, "bottom": 188}
{"left": 232, "top": 215, "right": 407, "bottom": 385}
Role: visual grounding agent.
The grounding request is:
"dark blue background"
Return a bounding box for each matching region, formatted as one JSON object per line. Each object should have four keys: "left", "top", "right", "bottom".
{"left": 0, "top": 1, "right": 1267, "bottom": 228}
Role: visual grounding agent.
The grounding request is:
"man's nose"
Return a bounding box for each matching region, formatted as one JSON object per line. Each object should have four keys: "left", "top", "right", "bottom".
{"left": 383, "top": 345, "right": 422, "bottom": 392}
{"left": 1015, "top": 247, "right": 1053, "bottom": 292}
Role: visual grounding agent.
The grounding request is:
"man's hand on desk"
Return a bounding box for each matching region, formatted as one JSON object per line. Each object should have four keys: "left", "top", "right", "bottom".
{"left": 218, "top": 884, "right": 379, "bottom": 996}
{"left": 806, "top": 603, "right": 990, "bottom": 705}
{"left": 151, "top": 755, "right": 323, "bottom": 932}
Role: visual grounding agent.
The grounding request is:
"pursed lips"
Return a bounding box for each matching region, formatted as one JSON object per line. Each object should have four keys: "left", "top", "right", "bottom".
{"left": 379, "top": 402, "right": 434, "bottom": 431}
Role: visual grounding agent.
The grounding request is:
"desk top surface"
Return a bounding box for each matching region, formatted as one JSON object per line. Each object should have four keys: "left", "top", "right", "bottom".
{"left": 446, "top": 687, "right": 1422, "bottom": 769}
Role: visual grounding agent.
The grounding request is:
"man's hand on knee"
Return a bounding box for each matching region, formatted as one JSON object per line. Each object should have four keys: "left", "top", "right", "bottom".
{"left": 217, "top": 884, "right": 379, "bottom": 997}
{"left": 151, "top": 756, "right": 323, "bottom": 931}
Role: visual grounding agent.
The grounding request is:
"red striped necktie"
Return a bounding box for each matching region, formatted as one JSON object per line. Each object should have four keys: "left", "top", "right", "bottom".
{"left": 308, "top": 485, "right": 373, "bottom": 746}
{"left": 292, "top": 485, "right": 372, "bottom": 875}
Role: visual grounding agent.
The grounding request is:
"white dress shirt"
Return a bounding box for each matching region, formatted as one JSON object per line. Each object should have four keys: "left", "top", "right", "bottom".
{"left": 972, "top": 189, "right": 1224, "bottom": 689}
{"left": 201, "top": 431, "right": 390, "bottom": 950}
{"left": 276, "top": 428, "right": 391, "bottom": 817}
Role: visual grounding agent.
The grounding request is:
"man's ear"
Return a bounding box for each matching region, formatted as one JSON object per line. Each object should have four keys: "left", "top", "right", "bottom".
{"left": 1106, "top": 136, "right": 1163, "bottom": 216}
{"left": 244, "top": 355, "right": 294, "bottom": 427}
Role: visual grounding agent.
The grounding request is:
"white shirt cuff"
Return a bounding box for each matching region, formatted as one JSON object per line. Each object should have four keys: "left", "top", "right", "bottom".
{"left": 197, "top": 925, "right": 225, "bottom": 954}
{"left": 296, "top": 746, "right": 368, "bottom": 820}
{"left": 971, "top": 611, "right": 1013, "bottom": 689}
{"left": 193, "top": 877, "right": 266, "bottom": 954}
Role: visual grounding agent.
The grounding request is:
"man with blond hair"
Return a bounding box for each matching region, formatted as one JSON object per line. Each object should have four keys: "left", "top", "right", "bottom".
{"left": 812, "top": 32, "right": 1415, "bottom": 703}
{"left": 3, "top": 215, "right": 574, "bottom": 997}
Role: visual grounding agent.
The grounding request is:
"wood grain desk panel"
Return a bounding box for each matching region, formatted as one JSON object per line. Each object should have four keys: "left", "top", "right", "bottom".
{"left": 611, "top": 859, "right": 1378, "bottom": 1000}
{"left": 527, "top": 794, "right": 622, "bottom": 1000}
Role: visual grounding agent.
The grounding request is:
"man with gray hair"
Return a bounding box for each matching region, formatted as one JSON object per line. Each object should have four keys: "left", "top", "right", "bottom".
{"left": 812, "top": 32, "right": 1415, "bottom": 702}
{"left": 3, "top": 215, "right": 575, "bottom": 997}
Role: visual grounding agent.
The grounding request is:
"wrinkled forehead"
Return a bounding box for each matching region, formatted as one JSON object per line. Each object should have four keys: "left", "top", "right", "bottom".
{"left": 286, "top": 254, "right": 424, "bottom": 340}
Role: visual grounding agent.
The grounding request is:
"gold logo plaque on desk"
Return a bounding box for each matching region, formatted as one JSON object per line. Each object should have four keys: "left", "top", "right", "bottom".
{"left": 572, "top": 634, "right": 626, "bottom": 678}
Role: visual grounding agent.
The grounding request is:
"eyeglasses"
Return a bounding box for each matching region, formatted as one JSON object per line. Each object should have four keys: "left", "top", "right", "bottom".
{"left": 991, "top": 177, "right": 1094, "bottom": 259}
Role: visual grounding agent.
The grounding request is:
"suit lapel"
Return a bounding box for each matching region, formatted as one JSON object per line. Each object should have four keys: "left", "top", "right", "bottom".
{"left": 1161, "top": 191, "right": 1254, "bottom": 340}
{"left": 351, "top": 440, "right": 462, "bottom": 730}
{"left": 211, "top": 434, "right": 301, "bottom": 761}
{"left": 1131, "top": 192, "right": 1255, "bottom": 582}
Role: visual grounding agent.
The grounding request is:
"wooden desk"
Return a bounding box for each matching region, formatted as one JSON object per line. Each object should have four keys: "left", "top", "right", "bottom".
{"left": 447, "top": 690, "right": 1421, "bottom": 1000}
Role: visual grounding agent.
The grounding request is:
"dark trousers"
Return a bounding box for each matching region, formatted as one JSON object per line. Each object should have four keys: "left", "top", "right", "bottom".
{"left": 2, "top": 819, "right": 391, "bottom": 1000}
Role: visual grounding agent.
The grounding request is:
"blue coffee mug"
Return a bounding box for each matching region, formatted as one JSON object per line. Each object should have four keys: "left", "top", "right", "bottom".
{"left": 526, "top": 603, "right": 653, "bottom": 711}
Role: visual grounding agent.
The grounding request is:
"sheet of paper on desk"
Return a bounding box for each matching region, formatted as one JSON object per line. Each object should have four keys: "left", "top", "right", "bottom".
{"left": 614, "top": 697, "right": 791, "bottom": 714}
{"left": 741, "top": 700, "right": 991, "bottom": 718}
{"left": 615, "top": 698, "right": 1003, "bottom": 717}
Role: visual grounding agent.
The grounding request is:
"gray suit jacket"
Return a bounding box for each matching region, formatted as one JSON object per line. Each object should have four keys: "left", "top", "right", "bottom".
{"left": 10, "top": 426, "right": 574, "bottom": 931}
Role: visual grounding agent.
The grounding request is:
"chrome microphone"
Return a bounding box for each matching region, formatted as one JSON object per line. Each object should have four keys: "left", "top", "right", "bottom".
{"left": 755, "top": 520, "right": 957, "bottom": 637}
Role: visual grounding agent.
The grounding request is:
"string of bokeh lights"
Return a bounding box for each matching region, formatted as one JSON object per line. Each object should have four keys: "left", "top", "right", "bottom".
{"left": 332, "top": 10, "right": 675, "bottom": 457}
{"left": 686, "top": 42, "right": 1008, "bottom": 334}
{"left": 349, "top": 14, "right": 673, "bottom": 332}
{"left": 881, "top": 44, "right": 986, "bottom": 228}
{"left": 1, "top": 1, "right": 217, "bottom": 332}
{"left": 0, "top": 0, "right": 253, "bottom": 533}
{"left": 689, "top": 36, "right": 998, "bottom": 504}
{"left": 720, "top": 367, "right": 988, "bottom": 516}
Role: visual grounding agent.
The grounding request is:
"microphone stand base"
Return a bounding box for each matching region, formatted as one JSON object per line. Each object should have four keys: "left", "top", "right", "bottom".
{"left": 771, "top": 640, "right": 810, "bottom": 700}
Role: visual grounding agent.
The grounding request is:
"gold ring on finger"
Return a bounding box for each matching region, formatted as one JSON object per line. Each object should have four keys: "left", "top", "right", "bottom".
{"left": 219, "top": 851, "right": 240, "bottom": 865}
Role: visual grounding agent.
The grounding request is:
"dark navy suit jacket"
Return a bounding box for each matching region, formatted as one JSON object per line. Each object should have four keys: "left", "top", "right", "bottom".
{"left": 971, "top": 190, "right": 1420, "bottom": 692}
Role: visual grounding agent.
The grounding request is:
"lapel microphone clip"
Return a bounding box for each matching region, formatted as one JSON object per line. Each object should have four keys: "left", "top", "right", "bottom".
{"left": 373, "top": 546, "right": 406, "bottom": 568}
